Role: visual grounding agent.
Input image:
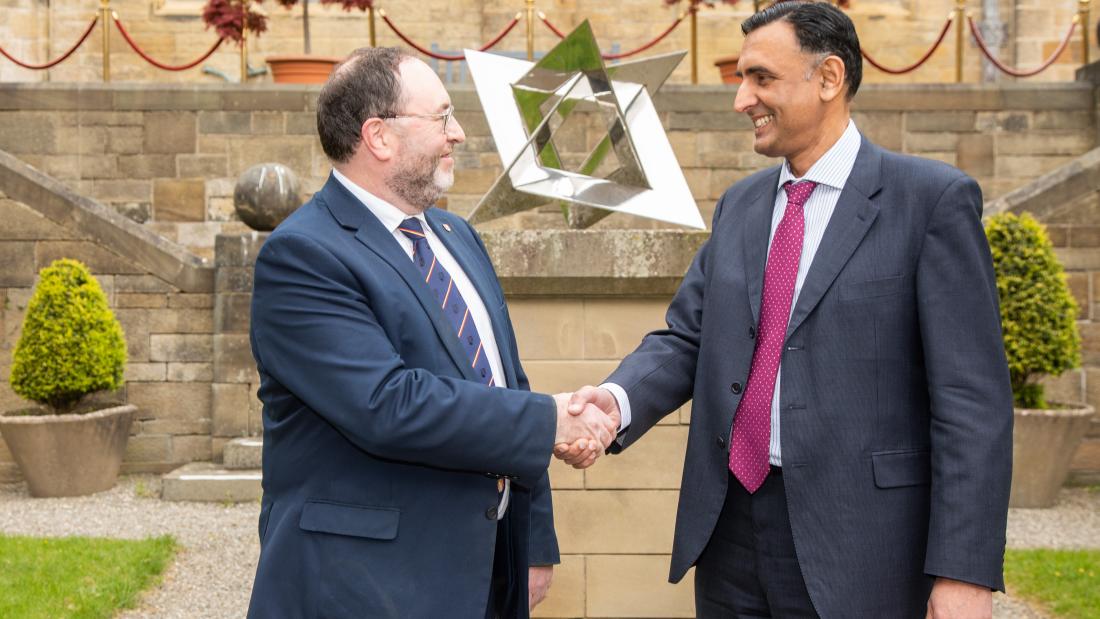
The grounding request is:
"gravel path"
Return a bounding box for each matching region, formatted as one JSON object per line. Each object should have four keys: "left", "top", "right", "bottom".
{"left": 0, "top": 477, "right": 1096, "bottom": 618}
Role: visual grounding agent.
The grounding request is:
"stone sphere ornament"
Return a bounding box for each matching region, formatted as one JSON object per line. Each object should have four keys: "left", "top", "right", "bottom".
{"left": 233, "top": 163, "right": 301, "bottom": 231}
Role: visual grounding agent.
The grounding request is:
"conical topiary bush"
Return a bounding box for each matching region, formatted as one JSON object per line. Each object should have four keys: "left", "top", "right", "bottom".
{"left": 985, "top": 212, "right": 1080, "bottom": 408}
{"left": 9, "top": 259, "right": 127, "bottom": 414}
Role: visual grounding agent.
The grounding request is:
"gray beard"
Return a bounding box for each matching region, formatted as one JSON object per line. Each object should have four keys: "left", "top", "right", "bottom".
{"left": 389, "top": 152, "right": 444, "bottom": 212}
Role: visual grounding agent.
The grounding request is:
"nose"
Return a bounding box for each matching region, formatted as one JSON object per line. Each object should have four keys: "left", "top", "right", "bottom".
{"left": 448, "top": 115, "right": 466, "bottom": 143}
{"left": 733, "top": 81, "right": 755, "bottom": 114}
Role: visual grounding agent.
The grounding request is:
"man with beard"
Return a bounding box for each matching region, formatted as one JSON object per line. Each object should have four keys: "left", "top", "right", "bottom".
{"left": 562, "top": 2, "right": 1012, "bottom": 617}
{"left": 246, "top": 47, "right": 616, "bottom": 618}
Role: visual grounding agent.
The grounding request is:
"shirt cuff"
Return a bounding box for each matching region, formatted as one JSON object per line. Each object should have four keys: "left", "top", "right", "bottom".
{"left": 599, "top": 382, "right": 631, "bottom": 432}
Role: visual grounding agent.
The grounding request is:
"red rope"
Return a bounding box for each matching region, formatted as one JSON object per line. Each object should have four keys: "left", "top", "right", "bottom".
{"left": 603, "top": 14, "right": 686, "bottom": 60}
{"left": 380, "top": 14, "right": 519, "bottom": 61}
{"left": 862, "top": 17, "right": 952, "bottom": 75}
{"left": 539, "top": 13, "right": 686, "bottom": 61}
{"left": 969, "top": 16, "right": 1076, "bottom": 78}
{"left": 113, "top": 15, "right": 224, "bottom": 71}
{"left": 0, "top": 16, "right": 98, "bottom": 70}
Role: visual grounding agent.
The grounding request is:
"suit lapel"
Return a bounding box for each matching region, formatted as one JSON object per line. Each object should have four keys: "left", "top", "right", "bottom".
{"left": 743, "top": 172, "right": 782, "bottom": 326}
{"left": 785, "top": 138, "right": 883, "bottom": 339}
{"left": 425, "top": 210, "right": 520, "bottom": 389}
{"left": 319, "top": 177, "right": 479, "bottom": 382}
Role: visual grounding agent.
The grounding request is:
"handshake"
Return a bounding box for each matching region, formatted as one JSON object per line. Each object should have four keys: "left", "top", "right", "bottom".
{"left": 550, "top": 386, "right": 622, "bottom": 470}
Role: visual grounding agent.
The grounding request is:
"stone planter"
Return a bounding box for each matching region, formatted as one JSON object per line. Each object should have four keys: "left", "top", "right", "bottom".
{"left": 0, "top": 404, "right": 135, "bottom": 498}
{"left": 266, "top": 55, "right": 343, "bottom": 84}
{"left": 1010, "top": 403, "right": 1095, "bottom": 508}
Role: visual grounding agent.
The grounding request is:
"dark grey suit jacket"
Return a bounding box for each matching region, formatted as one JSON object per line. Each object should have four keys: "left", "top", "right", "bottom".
{"left": 607, "top": 136, "right": 1013, "bottom": 617}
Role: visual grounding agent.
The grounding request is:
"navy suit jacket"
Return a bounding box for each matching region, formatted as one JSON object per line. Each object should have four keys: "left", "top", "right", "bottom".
{"left": 607, "top": 137, "right": 1014, "bottom": 618}
{"left": 247, "top": 175, "right": 559, "bottom": 618}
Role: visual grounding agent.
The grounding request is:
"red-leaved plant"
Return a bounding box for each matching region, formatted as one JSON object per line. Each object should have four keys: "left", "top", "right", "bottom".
{"left": 203, "top": 0, "right": 374, "bottom": 51}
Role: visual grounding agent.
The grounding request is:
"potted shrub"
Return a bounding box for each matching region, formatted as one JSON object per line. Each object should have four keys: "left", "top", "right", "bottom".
{"left": 986, "top": 212, "right": 1095, "bottom": 508}
{"left": 0, "top": 259, "right": 134, "bottom": 497}
{"left": 204, "top": 0, "right": 373, "bottom": 83}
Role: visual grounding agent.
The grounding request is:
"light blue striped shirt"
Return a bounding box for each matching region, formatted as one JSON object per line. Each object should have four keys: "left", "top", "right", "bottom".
{"left": 605, "top": 119, "right": 862, "bottom": 467}
{"left": 767, "top": 118, "right": 861, "bottom": 465}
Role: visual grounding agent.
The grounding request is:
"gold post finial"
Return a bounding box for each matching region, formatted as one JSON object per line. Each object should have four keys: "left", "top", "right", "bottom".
{"left": 525, "top": 0, "right": 535, "bottom": 61}
{"left": 369, "top": 5, "right": 377, "bottom": 47}
{"left": 690, "top": 6, "right": 698, "bottom": 84}
{"left": 1081, "top": 0, "right": 1091, "bottom": 66}
{"left": 955, "top": 0, "right": 966, "bottom": 83}
{"left": 100, "top": 0, "right": 111, "bottom": 82}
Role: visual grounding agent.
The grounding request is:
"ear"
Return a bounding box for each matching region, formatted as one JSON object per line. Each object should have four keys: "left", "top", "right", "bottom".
{"left": 818, "top": 55, "right": 846, "bottom": 103}
{"left": 361, "top": 117, "right": 396, "bottom": 162}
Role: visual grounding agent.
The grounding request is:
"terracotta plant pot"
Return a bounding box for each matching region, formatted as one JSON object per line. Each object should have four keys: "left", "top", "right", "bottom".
{"left": 0, "top": 404, "right": 135, "bottom": 497}
{"left": 714, "top": 54, "right": 742, "bottom": 84}
{"left": 1010, "top": 403, "right": 1095, "bottom": 508}
{"left": 265, "top": 55, "right": 343, "bottom": 84}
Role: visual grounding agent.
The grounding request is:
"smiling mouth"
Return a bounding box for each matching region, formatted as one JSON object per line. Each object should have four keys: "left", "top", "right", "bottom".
{"left": 753, "top": 115, "right": 774, "bottom": 129}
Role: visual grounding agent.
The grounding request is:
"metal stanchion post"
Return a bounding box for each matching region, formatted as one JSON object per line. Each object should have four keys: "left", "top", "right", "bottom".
{"left": 691, "top": 7, "right": 698, "bottom": 84}
{"left": 100, "top": 0, "right": 111, "bottom": 81}
{"left": 369, "top": 5, "right": 377, "bottom": 47}
{"left": 526, "top": 0, "right": 535, "bottom": 61}
{"left": 1081, "top": 0, "right": 1091, "bottom": 67}
{"left": 955, "top": 0, "right": 966, "bottom": 83}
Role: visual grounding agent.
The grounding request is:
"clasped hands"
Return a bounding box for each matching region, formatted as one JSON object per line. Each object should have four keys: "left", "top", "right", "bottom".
{"left": 551, "top": 386, "right": 621, "bottom": 469}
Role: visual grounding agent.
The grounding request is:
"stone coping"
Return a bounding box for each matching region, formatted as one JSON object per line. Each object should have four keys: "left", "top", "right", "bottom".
{"left": 217, "top": 229, "right": 709, "bottom": 296}
{"left": 0, "top": 148, "right": 214, "bottom": 292}
{"left": 1014, "top": 403, "right": 1096, "bottom": 418}
{"left": 0, "top": 82, "right": 1091, "bottom": 113}
{"left": 985, "top": 146, "right": 1100, "bottom": 218}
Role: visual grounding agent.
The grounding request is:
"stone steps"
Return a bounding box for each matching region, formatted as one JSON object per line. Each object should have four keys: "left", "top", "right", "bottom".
{"left": 223, "top": 437, "right": 263, "bottom": 469}
{"left": 161, "top": 462, "right": 261, "bottom": 502}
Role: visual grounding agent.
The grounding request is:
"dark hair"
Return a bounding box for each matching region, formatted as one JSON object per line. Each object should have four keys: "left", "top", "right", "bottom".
{"left": 741, "top": 1, "right": 862, "bottom": 100}
{"left": 317, "top": 46, "right": 410, "bottom": 163}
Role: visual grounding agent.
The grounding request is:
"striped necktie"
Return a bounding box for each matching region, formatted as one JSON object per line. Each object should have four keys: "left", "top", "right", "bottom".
{"left": 398, "top": 217, "right": 495, "bottom": 386}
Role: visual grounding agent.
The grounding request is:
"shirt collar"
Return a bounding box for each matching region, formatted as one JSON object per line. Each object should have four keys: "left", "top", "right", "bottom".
{"left": 777, "top": 118, "right": 861, "bottom": 191}
{"left": 331, "top": 168, "right": 427, "bottom": 233}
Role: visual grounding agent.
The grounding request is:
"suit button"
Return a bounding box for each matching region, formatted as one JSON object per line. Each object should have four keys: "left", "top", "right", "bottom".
{"left": 730, "top": 382, "right": 742, "bottom": 394}
{"left": 748, "top": 326, "right": 756, "bottom": 339}
{"left": 716, "top": 435, "right": 726, "bottom": 449}
{"left": 485, "top": 506, "right": 498, "bottom": 520}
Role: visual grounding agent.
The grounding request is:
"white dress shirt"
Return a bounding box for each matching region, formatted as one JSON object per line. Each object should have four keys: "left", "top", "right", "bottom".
{"left": 609, "top": 120, "right": 862, "bottom": 466}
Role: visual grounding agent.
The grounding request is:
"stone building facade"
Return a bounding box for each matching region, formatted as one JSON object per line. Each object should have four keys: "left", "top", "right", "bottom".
{"left": 1, "top": 79, "right": 1099, "bottom": 616}
{"left": 0, "top": 0, "right": 1095, "bottom": 85}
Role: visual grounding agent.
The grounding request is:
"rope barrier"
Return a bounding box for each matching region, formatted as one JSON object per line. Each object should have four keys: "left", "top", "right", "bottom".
{"left": 539, "top": 12, "right": 687, "bottom": 60}
{"left": 379, "top": 10, "right": 520, "bottom": 61}
{"left": 0, "top": 16, "right": 98, "bottom": 70}
{"left": 968, "top": 15, "right": 1077, "bottom": 78}
{"left": 114, "top": 14, "right": 224, "bottom": 71}
{"left": 861, "top": 17, "right": 952, "bottom": 75}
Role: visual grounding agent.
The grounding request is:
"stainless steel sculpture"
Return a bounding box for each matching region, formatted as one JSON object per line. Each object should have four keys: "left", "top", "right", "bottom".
{"left": 465, "top": 21, "right": 705, "bottom": 229}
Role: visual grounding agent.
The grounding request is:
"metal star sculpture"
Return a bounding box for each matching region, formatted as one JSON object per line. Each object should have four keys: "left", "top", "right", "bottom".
{"left": 465, "top": 21, "right": 705, "bottom": 229}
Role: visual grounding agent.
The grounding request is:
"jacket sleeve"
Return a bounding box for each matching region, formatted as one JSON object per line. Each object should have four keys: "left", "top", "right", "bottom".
{"left": 916, "top": 175, "right": 1013, "bottom": 592}
{"left": 251, "top": 231, "right": 557, "bottom": 484}
{"left": 604, "top": 194, "right": 728, "bottom": 450}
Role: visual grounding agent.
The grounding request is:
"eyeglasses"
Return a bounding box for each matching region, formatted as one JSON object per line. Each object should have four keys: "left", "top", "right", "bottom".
{"left": 380, "top": 108, "right": 455, "bottom": 135}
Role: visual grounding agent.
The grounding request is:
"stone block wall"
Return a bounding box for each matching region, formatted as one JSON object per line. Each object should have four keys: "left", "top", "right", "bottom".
{"left": 0, "top": 0, "right": 1095, "bottom": 86}
{"left": 0, "top": 192, "right": 216, "bottom": 482}
{"left": 0, "top": 82, "right": 1095, "bottom": 260}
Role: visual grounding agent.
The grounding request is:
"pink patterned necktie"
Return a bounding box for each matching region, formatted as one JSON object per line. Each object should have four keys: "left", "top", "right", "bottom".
{"left": 729, "top": 180, "right": 817, "bottom": 493}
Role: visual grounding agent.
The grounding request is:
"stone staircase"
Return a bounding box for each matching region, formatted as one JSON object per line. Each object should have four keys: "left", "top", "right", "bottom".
{"left": 161, "top": 437, "right": 262, "bottom": 502}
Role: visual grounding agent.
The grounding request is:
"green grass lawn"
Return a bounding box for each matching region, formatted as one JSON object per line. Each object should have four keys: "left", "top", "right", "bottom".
{"left": 0, "top": 534, "right": 176, "bottom": 619}
{"left": 1005, "top": 549, "right": 1100, "bottom": 619}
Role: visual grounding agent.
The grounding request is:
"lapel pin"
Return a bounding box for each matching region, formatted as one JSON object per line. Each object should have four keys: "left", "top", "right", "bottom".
{"left": 442, "top": 223, "right": 452, "bottom": 232}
